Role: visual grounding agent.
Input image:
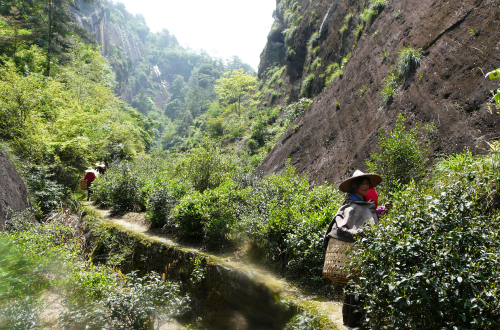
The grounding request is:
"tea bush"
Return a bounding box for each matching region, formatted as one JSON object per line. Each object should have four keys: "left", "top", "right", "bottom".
{"left": 92, "top": 161, "right": 143, "bottom": 213}
{"left": 171, "top": 180, "right": 251, "bottom": 249}
{"left": 146, "top": 178, "right": 193, "bottom": 228}
{"left": 244, "top": 165, "right": 343, "bottom": 281}
{"left": 61, "top": 268, "right": 190, "bottom": 330}
{"left": 174, "top": 139, "right": 236, "bottom": 193}
{"left": 21, "top": 164, "right": 69, "bottom": 218}
{"left": 2, "top": 205, "right": 191, "bottom": 329}
{"left": 350, "top": 177, "right": 500, "bottom": 329}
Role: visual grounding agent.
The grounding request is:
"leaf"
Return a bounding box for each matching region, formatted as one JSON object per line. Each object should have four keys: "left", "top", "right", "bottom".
{"left": 485, "top": 69, "right": 500, "bottom": 80}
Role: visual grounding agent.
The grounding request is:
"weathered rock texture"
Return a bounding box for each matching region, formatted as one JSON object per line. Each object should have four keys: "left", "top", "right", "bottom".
{"left": 259, "top": 0, "right": 500, "bottom": 185}
{"left": 0, "top": 150, "right": 32, "bottom": 231}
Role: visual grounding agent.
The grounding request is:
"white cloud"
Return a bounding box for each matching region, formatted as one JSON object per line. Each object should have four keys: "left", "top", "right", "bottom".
{"left": 113, "top": 0, "right": 276, "bottom": 70}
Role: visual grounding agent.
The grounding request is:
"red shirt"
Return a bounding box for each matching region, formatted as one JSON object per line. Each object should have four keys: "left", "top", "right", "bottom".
{"left": 84, "top": 172, "right": 96, "bottom": 183}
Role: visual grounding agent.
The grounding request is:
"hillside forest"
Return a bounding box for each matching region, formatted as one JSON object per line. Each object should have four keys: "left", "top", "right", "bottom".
{"left": 1, "top": 0, "right": 500, "bottom": 329}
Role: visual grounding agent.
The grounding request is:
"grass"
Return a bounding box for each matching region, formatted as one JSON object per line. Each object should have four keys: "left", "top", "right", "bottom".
{"left": 301, "top": 74, "right": 315, "bottom": 96}
{"left": 396, "top": 46, "right": 423, "bottom": 83}
{"left": 311, "top": 57, "right": 322, "bottom": 71}
{"left": 380, "top": 50, "right": 390, "bottom": 61}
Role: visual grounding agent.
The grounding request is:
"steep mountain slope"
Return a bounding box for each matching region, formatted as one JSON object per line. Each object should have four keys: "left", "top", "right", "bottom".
{"left": 259, "top": 0, "right": 500, "bottom": 184}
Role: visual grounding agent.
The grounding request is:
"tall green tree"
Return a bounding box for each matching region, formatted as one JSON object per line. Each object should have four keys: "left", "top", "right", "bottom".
{"left": 36, "top": 0, "right": 95, "bottom": 75}
{"left": 215, "top": 68, "right": 257, "bottom": 116}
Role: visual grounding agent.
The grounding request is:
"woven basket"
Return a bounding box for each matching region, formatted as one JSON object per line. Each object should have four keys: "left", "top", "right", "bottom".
{"left": 323, "top": 237, "right": 357, "bottom": 284}
{"left": 80, "top": 179, "right": 88, "bottom": 190}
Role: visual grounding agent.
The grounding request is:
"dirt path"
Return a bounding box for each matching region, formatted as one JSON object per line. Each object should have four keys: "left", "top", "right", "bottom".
{"left": 83, "top": 202, "right": 348, "bottom": 330}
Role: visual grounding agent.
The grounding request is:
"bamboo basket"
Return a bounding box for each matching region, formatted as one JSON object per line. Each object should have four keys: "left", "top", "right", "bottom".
{"left": 80, "top": 179, "right": 88, "bottom": 190}
{"left": 323, "top": 237, "right": 357, "bottom": 284}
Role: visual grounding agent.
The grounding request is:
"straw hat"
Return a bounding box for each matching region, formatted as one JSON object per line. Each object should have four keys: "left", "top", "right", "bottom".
{"left": 339, "top": 170, "right": 382, "bottom": 193}
{"left": 95, "top": 162, "right": 105, "bottom": 167}
{"left": 85, "top": 167, "right": 95, "bottom": 173}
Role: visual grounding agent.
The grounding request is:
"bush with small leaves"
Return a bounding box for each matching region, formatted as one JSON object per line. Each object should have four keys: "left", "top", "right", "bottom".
{"left": 349, "top": 181, "right": 500, "bottom": 329}
{"left": 146, "top": 178, "right": 192, "bottom": 228}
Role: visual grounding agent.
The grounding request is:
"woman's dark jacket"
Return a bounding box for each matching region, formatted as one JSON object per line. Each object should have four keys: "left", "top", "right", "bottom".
{"left": 323, "top": 195, "right": 378, "bottom": 247}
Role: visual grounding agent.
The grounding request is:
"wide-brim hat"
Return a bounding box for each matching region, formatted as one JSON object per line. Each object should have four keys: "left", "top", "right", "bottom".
{"left": 95, "top": 162, "right": 105, "bottom": 167}
{"left": 85, "top": 167, "right": 95, "bottom": 173}
{"left": 339, "top": 170, "right": 382, "bottom": 193}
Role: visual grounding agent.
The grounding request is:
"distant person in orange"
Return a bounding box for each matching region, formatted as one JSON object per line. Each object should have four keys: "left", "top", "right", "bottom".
{"left": 84, "top": 167, "right": 98, "bottom": 201}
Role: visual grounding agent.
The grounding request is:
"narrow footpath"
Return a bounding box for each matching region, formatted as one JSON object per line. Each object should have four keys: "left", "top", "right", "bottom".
{"left": 83, "top": 202, "right": 348, "bottom": 330}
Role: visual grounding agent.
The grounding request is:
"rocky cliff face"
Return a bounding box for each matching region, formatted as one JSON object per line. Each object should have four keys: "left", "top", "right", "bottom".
{"left": 259, "top": 0, "right": 500, "bottom": 185}
{"left": 75, "top": 1, "right": 148, "bottom": 104}
{"left": 0, "top": 151, "right": 33, "bottom": 231}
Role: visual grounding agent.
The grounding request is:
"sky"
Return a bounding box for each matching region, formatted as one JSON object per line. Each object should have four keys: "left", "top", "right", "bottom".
{"left": 114, "top": 0, "right": 277, "bottom": 70}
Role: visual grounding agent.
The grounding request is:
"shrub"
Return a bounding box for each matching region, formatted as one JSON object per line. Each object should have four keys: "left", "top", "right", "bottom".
{"left": 340, "top": 24, "right": 348, "bottom": 35}
{"left": 174, "top": 139, "right": 235, "bottom": 193}
{"left": 21, "top": 164, "right": 69, "bottom": 218}
{"left": 350, "top": 182, "right": 500, "bottom": 329}
{"left": 380, "top": 83, "right": 395, "bottom": 108}
{"left": 301, "top": 74, "right": 315, "bottom": 96}
{"left": 353, "top": 24, "right": 364, "bottom": 41}
{"left": 146, "top": 179, "right": 192, "bottom": 228}
{"left": 310, "top": 57, "right": 322, "bottom": 71}
{"left": 366, "top": 114, "right": 428, "bottom": 195}
{"left": 244, "top": 164, "right": 343, "bottom": 283}
{"left": 396, "top": 46, "right": 423, "bottom": 83}
{"left": 324, "top": 63, "right": 343, "bottom": 88}
{"left": 92, "top": 161, "right": 143, "bottom": 213}
{"left": 170, "top": 180, "right": 251, "bottom": 249}
{"left": 61, "top": 269, "right": 189, "bottom": 330}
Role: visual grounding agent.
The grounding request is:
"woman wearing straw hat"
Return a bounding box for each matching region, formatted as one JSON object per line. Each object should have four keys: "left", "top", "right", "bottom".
{"left": 95, "top": 162, "right": 106, "bottom": 175}
{"left": 323, "top": 170, "right": 391, "bottom": 327}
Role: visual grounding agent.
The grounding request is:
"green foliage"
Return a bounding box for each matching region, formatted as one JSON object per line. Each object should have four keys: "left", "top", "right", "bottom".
{"left": 380, "top": 50, "right": 390, "bottom": 61}
{"left": 20, "top": 164, "right": 69, "bottom": 218}
{"left": 307, "top": 32, "right": 320, "bottom": 60}
{"left": 171, "top": 180, "right": 251, "bottom": 249}
{"left": 92, "top": 161, "right": 143, "bottom": 213}
{"left": 350, "top": 180, "right": 500, "bottom": 329}
{"left": 146, "top": 178, "right": 192, "bottom": 228}
{"left": 324, "top": 62, "right": 342, "bottom": 88}
{"left": 215, "top": 68, "right": 257, "bottom": 116}
{"left": 367, "top": 114, "right": 428, "bottom": 195}
{"left": 339, "top": 24, "right": 348, "bottom": 35}
{"left": 284, "top": 98, "right": 313, "bottom": 126}
{"left": 310, "top": 57, "right": 322, "bottom": 71}
{"left": 285, "top": 312, "right": 321, "bottom": 330}
{"left": 485, "top": 68, "right": 500, "bottom": 107}
{"left": 380, "top": 82, "right": 396, "bottom": 108}
{"left": 301, "top": 74, "right": 315, "bottom": 97}
{"left": 244, "top": 164, "right": 343, "bottom": 280}
{"left": 175, "top": 139, "right": 235, "bottom": 193}
{"left": 61, "top": 269, "right": 189, "bottom": 329}
{"left": 379, "top": 47, "right": 422, "bottom": 107}
{"left": 353, "top": 24, "right": 364, "bottom": 41}
{"left": 361, "top": 0, "right": 387, "bottom": 25}
{"left": 396, "top": 46, "right": 423, "bottom": 83}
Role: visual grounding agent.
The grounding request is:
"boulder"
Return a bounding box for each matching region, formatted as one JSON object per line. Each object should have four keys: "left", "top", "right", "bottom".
{"left": 0, "top": 150, "right": 32, "bottom": 231}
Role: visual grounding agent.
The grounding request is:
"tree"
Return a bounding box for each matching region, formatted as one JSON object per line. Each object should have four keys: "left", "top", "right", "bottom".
{"left": 366, "top": 113, "right": 428, "bottom": 195}
{"left": 215, "top": 68, "right": 257, "bottom": 116}
{"left": 38, "top": 0, "right": 95, "bottom": 75}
